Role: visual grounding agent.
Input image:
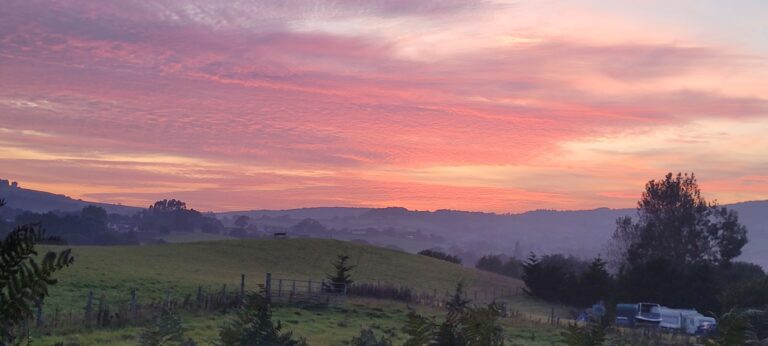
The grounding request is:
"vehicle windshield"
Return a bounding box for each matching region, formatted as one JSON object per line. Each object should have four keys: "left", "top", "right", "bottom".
{"left": 640, "top": 304, "right": 660, "bottom": 313}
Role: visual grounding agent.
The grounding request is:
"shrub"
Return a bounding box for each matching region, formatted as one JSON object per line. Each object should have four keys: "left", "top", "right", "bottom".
{"left": 403, "top": 283, "right": 504, "bottom": 346}
{"left": 347, "top": 283, "right": 414, "bottom": 303}
{"left": 138, "top": 308, "right": 196, "bottom": 346}
{"left": 562, "top": 323, "right": 607, "bottom": 346}
{"left": 418, "top": 249, "right": 462, "bottom": 264}
{"left": 344, "top": 328, "right": 393, "bottom": 346}
{"left": 0, "top": 199, "right": 74, "bottom": 344}
{"left": 218, "top": 292, "right": 307, "bottom": 346}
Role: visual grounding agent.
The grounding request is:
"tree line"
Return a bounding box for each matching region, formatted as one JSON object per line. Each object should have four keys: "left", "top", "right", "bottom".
{"left": 2, "top": 199, "right": 225, "bottom": 246}
{"left": 521, "top": 172, "right": 767, "bottom": 315}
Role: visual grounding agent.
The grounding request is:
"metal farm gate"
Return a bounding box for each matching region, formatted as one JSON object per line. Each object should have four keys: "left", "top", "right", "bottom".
{"left": 264, "top": 273, "right": 347, "bottom": 306}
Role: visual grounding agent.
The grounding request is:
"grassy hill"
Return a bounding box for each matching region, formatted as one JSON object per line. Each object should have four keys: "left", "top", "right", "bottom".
{"left": 44, "top": 238, "right": 523, "bottom": 310}
{"left": 0, "top": 182, "right": 140, "bottom": 214}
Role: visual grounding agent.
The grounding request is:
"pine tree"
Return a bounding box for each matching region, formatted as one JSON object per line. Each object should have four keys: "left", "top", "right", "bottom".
{"left": 326, "top": 254, "right": 355, "bottom": 293}
{"left": 219, "top": 292, "right": 307, "bottom": 346}
{"left": 521, "top": 252, "right": 542, "bottom": 297}
{"left": 445, "top": 281, "right": 471, "bottom": 312}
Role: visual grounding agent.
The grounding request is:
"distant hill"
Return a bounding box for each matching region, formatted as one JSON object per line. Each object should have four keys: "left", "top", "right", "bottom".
{"left": 0, "top": 179, "right": 141, "bottom": 214}
{"left": 4, "top": 179, "right": 765, "bottom": 268}
{"left": 220, "top": 202, "right": 768, "bottom": 269}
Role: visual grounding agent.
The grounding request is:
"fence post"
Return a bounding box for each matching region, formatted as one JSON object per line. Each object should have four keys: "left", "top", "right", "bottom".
{"left": 240, "top": 274, "right": 246, "bottom": 299}
{"left": 278, "top": 279, "right": 283, "bottom": 298}
{"left": 550, "top": 308, "right": 555, "bottom": 325}
{"left": 99, "top": 294, "right": 108, "bottom": 327}
{"left": 308, "top": 280, "right": 313, "bottom": 295}
{"left": 35, "top": 300, "right": 44, "bottom": 327}
{"left": 265, "top": 273, "right": 272, "bottom": 302}
{"left": 166, "top": 288, "right": 172, "bottom": 309}
{"left": 130, "top": 288, "right": 137, "bottom": 314}
{"left": 196, "top": 286, "right": 203, "bottom": 308}
{"left": 84, "top": 291, "right": 94, "bottom": 325}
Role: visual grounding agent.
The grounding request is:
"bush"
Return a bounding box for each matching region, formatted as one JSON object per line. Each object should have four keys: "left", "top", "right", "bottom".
{"left": 138, "top": 308, "right": 196, "bottom": 346}
{"left": 562, "top": 322, "right": 607, "bottom": 346}
{"left": 720, "top": 277, "right": 768, "bottom": 311}
{"left": 476, "top": 254, "right": 524, "bottom": 278}
{"left": 218, "top": 292, "right": 307, "bottom": 346}
{"left": 403, "top": 283, "right": 504, "bottom": 346}
{"left": 418, "top": 249, "right": 462, "bottom": 264}
{"left": 711, "top": 308, "right": 768, "bottom": 345}
{"left": 1, "top": 199, "right": 74, "bottom": 344}
{"left": 344, "top": 328, "right": 393, "bottom": 346}
{"left": 347, "top": 283, "right": 414, "bottom": 303}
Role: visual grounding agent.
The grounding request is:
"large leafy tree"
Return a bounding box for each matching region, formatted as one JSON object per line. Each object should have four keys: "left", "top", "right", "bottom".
{"left": 0, "top": 199, "right": 74, "bottom": 344}
{"left": 611, "top": 173, "right": 750, "bottom": 313}
{"left": 611, "top": 172, "right": 747, "bottom": 267}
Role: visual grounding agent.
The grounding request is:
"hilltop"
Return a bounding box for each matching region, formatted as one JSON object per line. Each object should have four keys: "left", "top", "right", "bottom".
{"left": 0, "top": 179, "right": 140, "bottom": 214}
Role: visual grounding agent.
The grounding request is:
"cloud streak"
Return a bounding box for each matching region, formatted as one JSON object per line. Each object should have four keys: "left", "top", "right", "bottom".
{"left": 1, "top": 0, "right": 767, "bottom": 212}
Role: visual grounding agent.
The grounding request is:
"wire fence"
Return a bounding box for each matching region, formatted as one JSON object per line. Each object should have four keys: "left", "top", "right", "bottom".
{"left": 27, "top": 272, "right": 541, "bottom": 337}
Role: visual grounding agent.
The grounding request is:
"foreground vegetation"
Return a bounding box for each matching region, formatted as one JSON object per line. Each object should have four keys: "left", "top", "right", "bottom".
{"left": 34, "top": 298, "right": 567, "bottom": 345}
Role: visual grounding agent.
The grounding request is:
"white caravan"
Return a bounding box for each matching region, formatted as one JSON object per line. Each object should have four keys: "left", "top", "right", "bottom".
{"left": 659, "top": 307, "right": 682, "bottom": 330}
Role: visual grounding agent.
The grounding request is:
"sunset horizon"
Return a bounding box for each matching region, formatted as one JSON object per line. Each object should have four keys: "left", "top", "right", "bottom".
{"left": 3, "top": 0, "right": 767, "bottom": 213}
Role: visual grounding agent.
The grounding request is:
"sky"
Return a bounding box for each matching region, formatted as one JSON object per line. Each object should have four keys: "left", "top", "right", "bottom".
{"left": 1, "top": 0, "right": 767, "bottom": 213}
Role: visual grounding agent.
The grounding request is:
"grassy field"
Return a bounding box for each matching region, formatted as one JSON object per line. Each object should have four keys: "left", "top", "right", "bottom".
{"left": 30, "top": 238, "right": 575, "bottom": 345}
{"left": 35, "top": 298, "right": 566, "bottom": 345}
{"left": 42, "top": 238, "right": 523, "bottom": 310}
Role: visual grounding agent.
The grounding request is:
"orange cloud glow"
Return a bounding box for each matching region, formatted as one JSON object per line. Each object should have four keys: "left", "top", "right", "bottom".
{"left": 1, "top": 0, "right": 767, "bottom": 212}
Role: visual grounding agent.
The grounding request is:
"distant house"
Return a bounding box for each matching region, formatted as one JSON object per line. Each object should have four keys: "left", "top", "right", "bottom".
{"left": 273, "top": 232, "right": 287, "bottom": 239}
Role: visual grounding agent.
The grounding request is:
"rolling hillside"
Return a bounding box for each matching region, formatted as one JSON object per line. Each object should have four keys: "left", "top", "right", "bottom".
{"left": 6, "top": 180, "right": 764, "bottom": 268}
{"left": 0, "top": 180, "right": 140, "bottom": 214}
{"left": 43, "top": 238, "right": 523, "bottom": 310}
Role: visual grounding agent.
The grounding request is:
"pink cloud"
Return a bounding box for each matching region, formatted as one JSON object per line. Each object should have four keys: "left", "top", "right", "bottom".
{"left": 1, "top": 0, "right": 767, "bottom": 212}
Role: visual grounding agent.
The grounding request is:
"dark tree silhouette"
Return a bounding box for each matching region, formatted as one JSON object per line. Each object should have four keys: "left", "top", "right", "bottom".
{"left": 611, "top": 172, "right": 747, "bottom": 267}
{"left": 419, "top": 249, "right": 462, "bottom": 264}
{"left": 612, "top": 172, "right": 751, "bottom": 313}
{"left": 219, "top": 292, "right": 307, "bottom": 346}
{"left": 445, "top": 281, "right": 471, "bottom": 312}
{"left": 573, "top": 257, "right": 613, "bottom": 307}
{"left": 325, "top": 254, "right": 355, "bottom": 293}
{"left": 149, "top": 199, "right": 187, "bottom": 212}
{"left": 233, "top": 215, "right": 250, "bottom": 229}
